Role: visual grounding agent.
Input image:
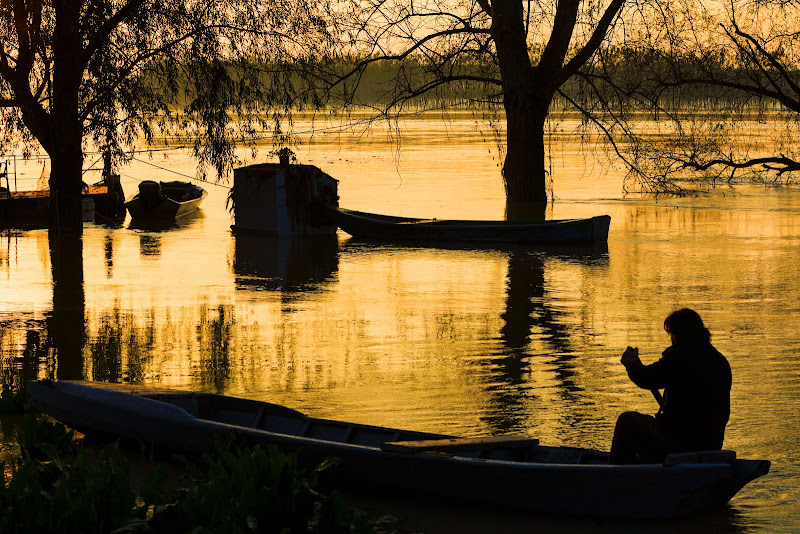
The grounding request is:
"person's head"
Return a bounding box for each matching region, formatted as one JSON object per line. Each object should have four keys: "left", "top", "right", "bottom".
{"left": 664, "top": 308, "right": 711, "bottom": 345}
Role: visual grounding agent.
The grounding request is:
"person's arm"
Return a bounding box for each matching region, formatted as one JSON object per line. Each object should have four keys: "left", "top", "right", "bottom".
{"left": 621, "top": 347, "right": 671, "bottom": 390}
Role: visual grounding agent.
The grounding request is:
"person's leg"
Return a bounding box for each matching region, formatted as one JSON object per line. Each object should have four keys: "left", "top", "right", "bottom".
{"left": 609, "top": 411, "right": 666, "bottom": 464}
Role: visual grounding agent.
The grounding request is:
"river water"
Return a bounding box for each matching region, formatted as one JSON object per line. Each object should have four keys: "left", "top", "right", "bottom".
{"left": 1, "top": 114, "right": 798, "bottom": 532}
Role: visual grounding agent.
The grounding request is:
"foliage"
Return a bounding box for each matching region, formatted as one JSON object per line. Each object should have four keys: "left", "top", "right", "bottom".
{"left": 269, "top": 146, "right": 297, "bottom": 163}
{"left": 14, "top": 415, "right": 76, "bottom": 462}
{"left": 0, "top": 1, "right": 331, "bottom": 178}
{"left": 579, "top": 0, "right": 800, "bottom": 190}
{"left": 0, "top": 415, "right": 398, "bottom": 533}
{"left": 1, "top": 417, "right": 135, "bottom": 533}
{"left": 145, "top": 445, "right": 394, "bottom": 534}
{"left": 308, "top": 0, "right": 800, "bottom": 194}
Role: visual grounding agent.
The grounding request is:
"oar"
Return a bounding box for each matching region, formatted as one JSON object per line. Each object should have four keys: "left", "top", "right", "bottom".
{"left": 651, "top": 389, "right": 665, "bottom": 415}
{"left": 381, "top": 436, "right": 539, "bottom": 454}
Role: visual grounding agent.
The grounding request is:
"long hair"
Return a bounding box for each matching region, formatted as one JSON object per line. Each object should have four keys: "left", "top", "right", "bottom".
{"left": 664, "top": 308, "right": 711, "bottom": 344}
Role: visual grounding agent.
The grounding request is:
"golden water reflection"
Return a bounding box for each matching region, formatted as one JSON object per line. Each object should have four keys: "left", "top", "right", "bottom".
{"left": 1, "top": 117, "right": 799, "bottom": 530}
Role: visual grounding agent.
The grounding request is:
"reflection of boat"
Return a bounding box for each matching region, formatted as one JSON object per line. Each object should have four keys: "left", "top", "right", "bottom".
{"left": 125, "top": 180, "right": 207, "bottom": 221}
{"left": 28, "top": 379, "right": 770, "bottom": 520}
{"left": 323, "top": 206, "right": 611, "bottom": 244}
{"left": 340, "top": 237, "right": 609, "bottom": 259}
{"left": 128, "top": 206, "right": 205, "bottom": 232}
{"left": 233, "top": 234, "right": 338, "bottom": 292}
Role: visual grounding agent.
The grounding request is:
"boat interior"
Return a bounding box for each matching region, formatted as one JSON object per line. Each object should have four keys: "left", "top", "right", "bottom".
{"left": 142, "top": 391, "right": 612, "bottom": 465}
{"left": 135, "top": 180, "right": 204, "bottom": 203}
{"left": 159, "top": 181, "right": 204, "bottom": 202}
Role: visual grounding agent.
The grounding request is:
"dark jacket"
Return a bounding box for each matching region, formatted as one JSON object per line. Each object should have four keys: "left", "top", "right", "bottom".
{"left": 625, "top": 342, "right": 731, "bottom": 452}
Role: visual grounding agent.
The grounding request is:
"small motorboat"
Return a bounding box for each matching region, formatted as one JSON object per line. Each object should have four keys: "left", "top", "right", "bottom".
{"left": 27, "top": 380, "right": 769, "bottom": 519}
{"left": 125, "top": 180, "right": 206, "bottom": 221}
{"left": 322, "top": 206, "right": 611, "bottom": 244}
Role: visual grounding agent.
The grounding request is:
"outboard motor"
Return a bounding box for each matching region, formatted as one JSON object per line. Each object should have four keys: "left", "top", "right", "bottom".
{"left": 138, "top": 180, "right": 162, "bottom": 208}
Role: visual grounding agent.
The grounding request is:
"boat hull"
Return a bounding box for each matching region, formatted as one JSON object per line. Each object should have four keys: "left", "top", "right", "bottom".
{"left": 324, "top": 206, "right": 611, "bottom": 244}
{"left": 27, "top": 380, "right": 769, "bottom": 519}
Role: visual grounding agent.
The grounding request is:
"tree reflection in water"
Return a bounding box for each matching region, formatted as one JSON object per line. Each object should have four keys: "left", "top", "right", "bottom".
{"left": 47, "top": 232, "right": 86, "bottom": 380}
{"left": 482, "top": 244, "right": 609, "bottom": 435}
{"left": 90, "top": 310, "right": 125, "bottom": 383}
{"left": 195, "top": 304, "right": 234, "bottom": 393}
{"left": 77, "top": 235, "right": 340, "bottom": 393}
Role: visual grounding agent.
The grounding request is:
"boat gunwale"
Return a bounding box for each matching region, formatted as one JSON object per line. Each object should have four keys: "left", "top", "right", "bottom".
{"left": 333, "top": 206, "right": 608, "bottom": 228}
{"left": 28, "top": 380, "right": 760, "bottom": 472}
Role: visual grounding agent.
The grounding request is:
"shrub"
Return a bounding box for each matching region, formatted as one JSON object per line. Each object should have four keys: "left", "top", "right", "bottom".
{"left": 0, "top": 383, "right": 26, "bottom": 414}
{"left": 0, "top": 416, "right": 398, "bottom": 533}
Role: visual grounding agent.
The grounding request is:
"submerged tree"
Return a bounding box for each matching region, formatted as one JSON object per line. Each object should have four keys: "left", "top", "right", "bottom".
{"left": 0, "top": 1, "right": 328, "bottom": 231}
{"left": 315, "top": 0, "right": 626, "bottom": 212}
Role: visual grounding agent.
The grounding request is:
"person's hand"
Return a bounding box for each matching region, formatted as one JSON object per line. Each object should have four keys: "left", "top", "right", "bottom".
{"left": 620, "top": 346, "right": 640, "bottom": 369}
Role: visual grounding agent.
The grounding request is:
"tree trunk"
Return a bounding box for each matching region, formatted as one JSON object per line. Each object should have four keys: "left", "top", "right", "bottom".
{"left": 503, "top": 99, "right": 549, "bottom": 211}
{"left": 49, "top": 2, "right": 84, "bottom": 233}
{"left": 46, "top": 3, "right": 85, "bottom": 379}
{"left": 48, "top": 138, "right": 85, "bottom": 232}
{"left": 492, "top": 0, "right": 551, "bottom": 213}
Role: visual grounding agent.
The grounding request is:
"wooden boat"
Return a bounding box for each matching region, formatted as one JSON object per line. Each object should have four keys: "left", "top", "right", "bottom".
{"left": 322, "top": 206, "right": 611, "bottom": 244}
{"left": 125, "top": 180, "right": 207, "bottom": 221}
{"left": 27, "top": 380, "right": 769, "bottom": 519}
{"left": 0, "top": 175, "right": 125, "bottom": 227}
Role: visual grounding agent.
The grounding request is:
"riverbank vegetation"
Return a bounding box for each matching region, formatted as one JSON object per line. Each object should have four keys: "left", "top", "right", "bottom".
{"left": 1, "top": 414, "right": 398, "bottom": 533}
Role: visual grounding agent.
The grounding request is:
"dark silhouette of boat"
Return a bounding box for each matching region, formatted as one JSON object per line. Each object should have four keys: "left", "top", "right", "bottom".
{"left": 125, "top": 180, "right": 207, "bottom": 221}
{"left": 0, "top": 173, "right": 126, "bottom": 227}
{"left": 323, "top": 206, "right": 611, "bottom": 243}
{"left": 27, "top": 380, "right": 769, "bottom": 519}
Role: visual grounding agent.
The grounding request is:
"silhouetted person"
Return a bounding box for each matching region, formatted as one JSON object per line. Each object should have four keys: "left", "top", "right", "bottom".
{"left": 609, "top": 309, "right": 731, "bottom": 464}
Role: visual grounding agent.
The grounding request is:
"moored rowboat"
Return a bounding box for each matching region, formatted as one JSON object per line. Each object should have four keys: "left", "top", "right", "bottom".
{"left": 27, "top": 380, "right": 769, "bottom": 519}
{"left": 125, "top": 180, "right": 206, "bottom": 221}
{"left": 323, "top": 206, "right": 611, "bottom": 243}
{"left": 0, "top": 175, "right": 126, "bottom": 226}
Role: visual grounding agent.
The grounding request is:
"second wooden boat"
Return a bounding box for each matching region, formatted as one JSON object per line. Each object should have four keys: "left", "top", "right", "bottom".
{"left": 323, "top": 206, "right": 611, "bottom": 243}
{"left": 125, "top": 180, "right": 207, "bottom": 221}
{"left": 27, "top": 380, "right": 769, "bottom": 520}
{"left": 0, "top": 175, "right": 126, "bottom": 227}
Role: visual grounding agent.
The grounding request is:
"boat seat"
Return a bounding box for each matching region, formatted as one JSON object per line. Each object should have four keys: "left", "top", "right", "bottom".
{"left": 663, "top": 450, "right": 737, "bottom": 466}
{"left": 381, "top": 436, "right": 539, "bottom": 454}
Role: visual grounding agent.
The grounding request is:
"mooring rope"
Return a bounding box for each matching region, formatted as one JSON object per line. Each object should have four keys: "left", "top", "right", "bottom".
{"left": 129, "top": 157, "right": 232, "bottom": 189}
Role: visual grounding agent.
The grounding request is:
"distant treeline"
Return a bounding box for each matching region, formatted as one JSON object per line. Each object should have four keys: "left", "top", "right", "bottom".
{"left": 139, "top": 47, "right": 791, "bottom": 116}
{"left": 331, "top": 48, "right": 792, "bottom": 113}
